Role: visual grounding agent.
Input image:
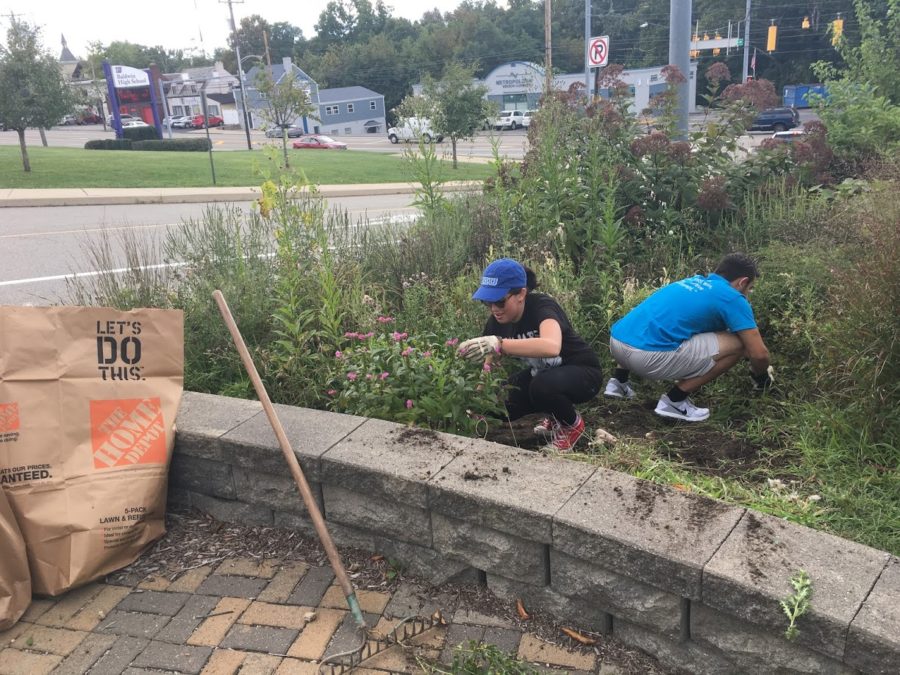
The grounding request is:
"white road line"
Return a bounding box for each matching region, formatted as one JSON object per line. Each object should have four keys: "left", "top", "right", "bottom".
{"left": 0, "top": 262, "right": 183, "bottom": 287}
{"left": 0, "top": 223, "right": 180, "bottom": 239}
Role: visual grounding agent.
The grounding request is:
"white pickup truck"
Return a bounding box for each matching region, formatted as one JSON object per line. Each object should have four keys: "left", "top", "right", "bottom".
{"left": 387, "top": 117, "right": 444, "bottom": 143}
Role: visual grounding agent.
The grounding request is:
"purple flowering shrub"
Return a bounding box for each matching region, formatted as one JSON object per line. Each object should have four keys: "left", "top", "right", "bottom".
{"left": 326, "top": 319, "right": 507, "bottom": 435}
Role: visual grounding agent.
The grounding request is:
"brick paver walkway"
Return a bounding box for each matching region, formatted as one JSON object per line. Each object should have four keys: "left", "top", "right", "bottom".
{"left": 0, "top": 557, "right": 664, "bottom": 674}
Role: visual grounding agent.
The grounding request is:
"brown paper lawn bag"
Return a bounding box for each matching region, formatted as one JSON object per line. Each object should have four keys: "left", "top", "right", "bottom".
{"left": 0, "top": 306, "right": 184, "bottom": 596}
{"left": 0, "top": 485, "right": 30, "bottom": 629}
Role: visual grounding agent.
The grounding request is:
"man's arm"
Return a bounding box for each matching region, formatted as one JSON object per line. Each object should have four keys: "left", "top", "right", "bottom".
{"left": 736, "top": 328, "right": 770, "bottom": 374}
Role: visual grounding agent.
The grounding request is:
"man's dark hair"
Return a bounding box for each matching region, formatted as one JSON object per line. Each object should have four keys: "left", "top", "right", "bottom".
{"left": 714, "top": 253, "right": 759, "bottom": 282}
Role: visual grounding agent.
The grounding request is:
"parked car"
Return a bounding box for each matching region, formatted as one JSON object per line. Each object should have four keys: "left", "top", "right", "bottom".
{"left": 387, "top": 117, "right": 443, "bottom": 143}
{"left": 292, "top": 134, "right": 348, "bottom": 150}
{"left": 750, "top": 107, "right": 800, "bottom": 132}
{"left": 171, "top": 116, "right": 193, "bottom": 129}
{"left": 771, "top": 129, "right": 807, "bottom": 143}
{"left": 106, "top": 113, "right": 137, "bottom": 126}
{"left": 59, "top": 114, "right": 77, "bottom": 126}
{"left": 494, "top": 110, "right": 525, "bottom": 130}
{"left": 191, "top": 114, "right": 224, "bottom": 128}
{"left": 521, "top": 110, "right": 536, "bottom": 128}
{"left": 78, "top": 113, "right": 103, "bottom": 125}
{"left": 266, "top": 125, "right": 304, "bottom": 138}
{"left": 121, "top": 119, "right": 150, "bottom": 128}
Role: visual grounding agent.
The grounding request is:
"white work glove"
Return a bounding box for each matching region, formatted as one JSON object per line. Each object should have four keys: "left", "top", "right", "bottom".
{"left": 751, "top": 365, "right": 776, "bottom": 391}
{"left": 457, "top": 335, "right": 502, "bottom": 361}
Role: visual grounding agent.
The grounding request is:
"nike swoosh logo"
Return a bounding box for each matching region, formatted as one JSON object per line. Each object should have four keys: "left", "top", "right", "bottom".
{"left": 672, "top": 405, "right": 687, "bottom": 415}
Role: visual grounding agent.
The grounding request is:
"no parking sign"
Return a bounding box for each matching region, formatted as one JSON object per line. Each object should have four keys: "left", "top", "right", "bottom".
{"left": 588, "top": 35, "right": 609, "bottom": 67}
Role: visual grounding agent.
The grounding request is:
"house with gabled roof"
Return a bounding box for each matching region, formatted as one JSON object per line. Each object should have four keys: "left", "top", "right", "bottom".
{"left": 237, "top": 57, "right": 320, "bottom": 132}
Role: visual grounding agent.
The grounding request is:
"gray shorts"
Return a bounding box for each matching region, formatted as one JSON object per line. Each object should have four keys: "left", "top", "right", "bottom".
{"left": 610, "top": 334, "right": 719, "bottom": 381}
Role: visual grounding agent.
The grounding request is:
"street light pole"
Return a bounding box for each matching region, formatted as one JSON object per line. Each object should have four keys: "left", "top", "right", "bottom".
{"left": 222, "top": 0, "right": 253, "bottom": 150}
{"left": 668, "top": 0, "right": 692, "bottom": 139}
{"left": 584, "top": 0, "right": 591, "bottom": 100}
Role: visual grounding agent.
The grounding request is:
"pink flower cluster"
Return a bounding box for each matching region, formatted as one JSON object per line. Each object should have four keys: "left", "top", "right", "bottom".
{"left": 344, "top": 331, "right": 375, "bottom": 340}
{"left": 391, "top": 331, "right": 409, "bottom": 342}
{"left": 376, "top": 316, "right": 395, "bottom": 323}
{"left": 401, "top": 347, "right": 415, "bottom": 357}
{"left": 445, "top": 338, "right": 459, "bottom": 346}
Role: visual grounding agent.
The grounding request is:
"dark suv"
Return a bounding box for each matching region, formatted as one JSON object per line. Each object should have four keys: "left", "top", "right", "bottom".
{"left": 750, "top": 107, "right": 800, "bottom": 132}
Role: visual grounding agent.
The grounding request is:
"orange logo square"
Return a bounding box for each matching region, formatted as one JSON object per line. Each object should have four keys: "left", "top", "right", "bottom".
{"left": 90, "top": 398, "right": 167, "bottom": 469}
{"left": 0, "top": 403, "right": 19, "bottom": 432}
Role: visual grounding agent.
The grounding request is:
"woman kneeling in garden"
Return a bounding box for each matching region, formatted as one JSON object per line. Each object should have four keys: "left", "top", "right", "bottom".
{"left": 458, "top": 258, "right": 603, "bottom": 452}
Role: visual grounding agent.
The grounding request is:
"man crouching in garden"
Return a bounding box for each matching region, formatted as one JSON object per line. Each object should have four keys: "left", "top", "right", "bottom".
{"left": 604, "top": 252, "right": 774, "bottom": 422}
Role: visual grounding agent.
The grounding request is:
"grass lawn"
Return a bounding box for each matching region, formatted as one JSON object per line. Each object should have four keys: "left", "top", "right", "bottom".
{"left": 0, "top": 146, "right": 493, "bottom": 188}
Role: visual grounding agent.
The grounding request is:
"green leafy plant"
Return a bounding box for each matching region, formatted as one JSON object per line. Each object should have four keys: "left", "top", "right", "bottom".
{"left": 780, "top": 570, "right": 813, "bottom": 640}
{"left": 327, "top": 323, "right": 506, "bottom": 435}
{"left": 421, "top": 640, "right": 539, "bottom": 674}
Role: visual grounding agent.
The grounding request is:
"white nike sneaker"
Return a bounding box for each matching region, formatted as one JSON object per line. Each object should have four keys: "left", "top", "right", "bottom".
{"left": 604, "top": 377, "right": 636, "bottom": 399}
{"left": 654, "top": 394, "right": 710, "bottom": 422}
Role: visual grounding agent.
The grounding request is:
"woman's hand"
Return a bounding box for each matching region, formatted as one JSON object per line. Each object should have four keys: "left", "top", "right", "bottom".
{"left": 458, "top": 335, "right": 502, "bottom": 360}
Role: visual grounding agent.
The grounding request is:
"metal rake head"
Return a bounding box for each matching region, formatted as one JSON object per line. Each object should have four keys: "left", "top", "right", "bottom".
{"left": 318, "top": 610, "right": 446, "bottom": 674}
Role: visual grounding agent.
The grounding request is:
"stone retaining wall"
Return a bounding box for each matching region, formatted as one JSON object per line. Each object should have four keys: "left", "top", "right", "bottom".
{"left": 170, "top": 392, "right": 898, "bottom": 675}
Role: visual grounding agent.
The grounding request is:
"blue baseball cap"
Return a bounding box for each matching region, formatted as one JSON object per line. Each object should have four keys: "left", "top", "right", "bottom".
{"left": 472, "top": 258, "right": 527, "bottom": 302}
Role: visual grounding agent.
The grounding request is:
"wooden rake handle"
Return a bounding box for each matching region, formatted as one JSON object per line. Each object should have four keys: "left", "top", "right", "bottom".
{"left": 212, "top": 290, "right": 365, "bottom": 629}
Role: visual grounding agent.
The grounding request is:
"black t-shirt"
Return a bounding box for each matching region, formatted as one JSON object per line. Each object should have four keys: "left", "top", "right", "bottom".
{"left": 482, "top": 293, "right": 600, "bottom": 371}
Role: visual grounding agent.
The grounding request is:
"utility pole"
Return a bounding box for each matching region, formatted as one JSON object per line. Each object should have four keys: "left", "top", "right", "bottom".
{"left": 221, "top": 0, "right": 253, "bottom": 150}
{"left": 742, "top": 0, "right": 752, "bottom": 82}
{"left": 263, "top": 31, "right": 272, "bottom": 66}
{"left": 584, "top": 0, "right": 591, "bottom": 100}
{"left": 545, "top": 0, "right": 553, "bottom": 92}
{"left": 668, "top": 0, "right": 691, "bottom": 138}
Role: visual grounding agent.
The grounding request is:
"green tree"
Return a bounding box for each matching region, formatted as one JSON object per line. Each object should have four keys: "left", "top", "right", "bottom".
{"left": 254, "top": 68, "right": 317, "bottom": 168}
{"left": 399, "top": 62, "right": 491, "bottom": 168}
{"left": 836, "top": 0, "right": 900, "bottom": 104}
{"left": 0, "top": 18, "right": 73, "bottom": 172}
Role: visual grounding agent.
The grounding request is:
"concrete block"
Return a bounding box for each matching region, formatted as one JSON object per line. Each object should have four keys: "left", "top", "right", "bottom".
{"left": 272, "top": 510, "right": 316, "bottom": 537}
{"left": 553, "top": 468, "right": 743, "bottom": 599}
{"left": 690, "top": 603, "right": 856, "bottom": 674}
{"left": 613, "top": 618, "right": 736, "bottom": 675}
{"left": 486, "top": 574, "right": 612, "bottom": 636}
{"left": 167, "top": 487, "right": 192, "bottom": 510}
{"left": 550, "top": 550, "right": 681, "bottom": 638}
{"left": 432, "top": 512, "right": 546, "bottom": 585}
{"left": 175, "top": 392, "right": 262, "bottom": 460}
{"left": 322, "top": 483, "right": 432, "bottom": 546}
{"left": 320, "top": 418, "right": 463, "bottom": 508}
{"left": 232, "top": 466, "right": 321, "bottom": 516}
{"left": 844, "top": 556, "right": 899, "bottom": 675}
{"left": 190, "top": 492, "right": 273, "bottom": 527}
{"left": 327, "top": 521, "right": 475, "bottom": 586}
{"left": 220, "top": 404, "right": 366, "bottom": 481}
{"left": 169, "top": 454, "right": 235, "bottom": 499}
{"left": 702, "top": 510, "right": 890, "bottom": 661}
{"left": 428, "top": 441, "right": 595, "bottom": 543}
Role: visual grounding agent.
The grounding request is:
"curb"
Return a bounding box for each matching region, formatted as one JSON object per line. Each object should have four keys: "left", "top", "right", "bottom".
{"left": 0, "top": 181, "right": 481, "bottom": 208}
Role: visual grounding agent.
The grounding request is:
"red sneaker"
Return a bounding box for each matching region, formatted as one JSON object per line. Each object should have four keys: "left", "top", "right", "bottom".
{"left": 533, "top": 417, "right": 558, "bottom": 437}
{"left": 548, "top": 415, "right": 585, "bottom": 453}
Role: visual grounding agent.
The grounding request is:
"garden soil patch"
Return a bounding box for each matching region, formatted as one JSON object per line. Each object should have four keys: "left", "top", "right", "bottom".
{"left": 484, "top": 400, "right": 773, "bottom": 478}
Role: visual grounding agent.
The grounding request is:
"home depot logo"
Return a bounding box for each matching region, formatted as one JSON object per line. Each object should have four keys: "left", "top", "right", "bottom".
{"left": 90, "top": 398, "right": 166, "bottom": 469}
{"left": 0, "top": 403, "right": 20, "bottom": 433}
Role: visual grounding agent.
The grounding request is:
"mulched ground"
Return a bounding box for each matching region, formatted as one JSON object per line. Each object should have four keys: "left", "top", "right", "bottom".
{"left": 485, "top": 398, "right": 771, "bottom": 478}
{"left": 111, "top": 509, "right": 669, "bottom": 674}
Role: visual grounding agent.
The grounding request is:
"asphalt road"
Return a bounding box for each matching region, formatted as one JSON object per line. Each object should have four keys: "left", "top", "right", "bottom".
{"left": 0, "top": 125, "right": 529, "bottom": 160}
{"left": 0, "top": 195, "right": 418, "bottom": 306}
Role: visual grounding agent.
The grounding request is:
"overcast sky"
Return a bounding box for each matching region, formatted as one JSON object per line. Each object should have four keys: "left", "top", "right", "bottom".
{"left": 4, "top": 0, "right": 468, "bottom": 59}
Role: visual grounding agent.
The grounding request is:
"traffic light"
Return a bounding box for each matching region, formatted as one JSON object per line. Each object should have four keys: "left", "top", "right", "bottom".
{"left": 767, "top": 24, "right": 778, "bottom": 52}
{"left": 832, "top": 17, "right": 844, "bottom": 45}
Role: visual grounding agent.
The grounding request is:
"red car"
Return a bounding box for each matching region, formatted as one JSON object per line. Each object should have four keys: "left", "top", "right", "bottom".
{"left": 292, "top": 134, "right": 348, "bottom": 150}
{"left": 191, "top": 114, "right": 224, "bottom": 128}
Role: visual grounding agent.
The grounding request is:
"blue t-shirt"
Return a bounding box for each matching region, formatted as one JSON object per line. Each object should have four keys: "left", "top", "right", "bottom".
{"left": 611, "top": 273, "right": 757, "bottom": 351}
